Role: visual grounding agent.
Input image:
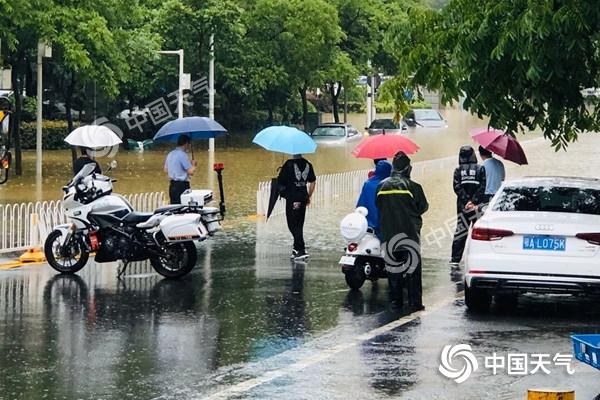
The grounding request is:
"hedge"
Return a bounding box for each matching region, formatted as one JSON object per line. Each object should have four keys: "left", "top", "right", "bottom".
{"left": 20, "top": 120, "right": 80, "bottom": 150}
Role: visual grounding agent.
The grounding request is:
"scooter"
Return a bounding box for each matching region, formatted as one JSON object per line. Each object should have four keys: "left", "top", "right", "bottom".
{"left": 339, "top": 207, "right": 386, "bottom": 290}
{"left": 44, "top": 163, "right": 224, "bottom": 279}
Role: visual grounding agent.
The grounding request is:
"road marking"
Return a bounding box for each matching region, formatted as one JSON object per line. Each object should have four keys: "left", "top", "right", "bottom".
{"left": 202, "top": 292, "right": 463, "bottom": 400}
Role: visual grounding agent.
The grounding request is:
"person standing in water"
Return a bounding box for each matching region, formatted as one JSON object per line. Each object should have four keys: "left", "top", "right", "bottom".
{"left": 277, "top": 154, "right": 316, "bottom": 261}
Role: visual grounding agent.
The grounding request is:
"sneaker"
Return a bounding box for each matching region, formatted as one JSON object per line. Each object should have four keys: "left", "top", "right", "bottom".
{"left": 291, "top": 250, "right": 298, "bottom": 259}
{"left": 449, "top": 261, "right": 460, "bottom": 268}
{"left": 294, "top": 251, "right": 309, "bottom": 261}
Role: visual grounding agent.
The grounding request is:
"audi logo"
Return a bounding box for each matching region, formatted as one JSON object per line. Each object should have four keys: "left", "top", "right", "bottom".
{"left": 535, "top": 224, "right": 555, "bottom": 231}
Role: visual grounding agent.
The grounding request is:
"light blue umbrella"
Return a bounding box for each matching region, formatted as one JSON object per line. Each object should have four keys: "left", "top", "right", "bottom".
{"left": 252, "top": 126, "right": 317, "bottom": 155}
{"left": 153, "top": 116, "right": 227, "bottom": 141}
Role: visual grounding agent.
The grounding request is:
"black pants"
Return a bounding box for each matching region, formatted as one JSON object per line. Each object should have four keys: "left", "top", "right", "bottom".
{"left": 285, "top": 200, "right": 307, "bottom": 252}
{"left": 169, "top": 180, "right": 190, "bottom": 204}
{"left": 451, "top": 206, "right": 477, "bottom": 263}
{"left": 387, "top": 250, "right": 423, "bottom": 308}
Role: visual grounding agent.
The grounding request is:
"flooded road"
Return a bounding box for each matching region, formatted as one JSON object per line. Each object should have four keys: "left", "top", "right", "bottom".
{"left": 0, "top": 110, "right": 538, "bottom": 220}
{"left": 1, "top": 110, "right": 600, "bottom": 399}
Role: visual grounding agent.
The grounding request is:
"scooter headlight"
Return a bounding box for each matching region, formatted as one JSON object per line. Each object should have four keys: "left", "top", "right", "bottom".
{"left": 340, "top": 212, "right": 368, "bottom": 242}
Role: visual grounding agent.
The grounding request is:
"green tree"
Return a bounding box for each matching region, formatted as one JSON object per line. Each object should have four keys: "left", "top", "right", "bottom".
{"left": 387, "top": 0, "right": 600, "bottom": 148}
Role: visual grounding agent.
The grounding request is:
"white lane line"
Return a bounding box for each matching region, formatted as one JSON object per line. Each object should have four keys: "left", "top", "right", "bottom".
{"left": 201, "top": 293, "right": 463, "bottom": 400}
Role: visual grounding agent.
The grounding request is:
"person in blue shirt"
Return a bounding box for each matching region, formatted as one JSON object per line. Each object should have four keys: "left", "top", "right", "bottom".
{"left": 479, "top": 146, "right": 505, "bottom": 202}
{"left": 164, "top": 134, "right": 197, "bottom": 204}
{"left": 356, "top": 159, "right": 392, "bottom": 238}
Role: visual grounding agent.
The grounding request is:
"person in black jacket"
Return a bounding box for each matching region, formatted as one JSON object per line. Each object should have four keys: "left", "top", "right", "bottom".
{"left": 376, "top": 152, "right": 429, "bottom": 308}
{"left": 73, "top": 147, "right": 102, "bottom": 176}
{"left": 450, "top": 145, "right": 486, "bottom": 266}
{"left": 277, "top": 154, "right": 316, "bottom": 261}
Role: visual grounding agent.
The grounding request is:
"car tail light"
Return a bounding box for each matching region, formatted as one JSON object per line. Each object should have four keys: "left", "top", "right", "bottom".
{"left": 471, "top": 227, "right": 514, "bottom": 241}
{"left": 347, "top": 243, "right": 358, "bottom": 252}
{"left": 576, "top": 233, "right": 600, "bottom": 245}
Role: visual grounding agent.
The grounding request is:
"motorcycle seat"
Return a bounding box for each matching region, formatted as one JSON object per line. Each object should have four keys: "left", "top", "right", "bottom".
{"left": 154, "top": 204, "right": 185, "bottom": 214}
{"left": 123, "top": 211, "right": 153, "bottom": 224}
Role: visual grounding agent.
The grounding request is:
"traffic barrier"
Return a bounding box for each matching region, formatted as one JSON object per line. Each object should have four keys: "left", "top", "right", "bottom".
{"left": 0, "top": 192, "right": 166, "bottom": 255}
{"left": 255, "top": 155, "right": 457, "bottom": 217}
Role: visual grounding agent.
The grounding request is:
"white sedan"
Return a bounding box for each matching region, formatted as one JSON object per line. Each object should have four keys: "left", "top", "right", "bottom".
{"left": 464, "top": 177, "right": 600, "bottom": 311}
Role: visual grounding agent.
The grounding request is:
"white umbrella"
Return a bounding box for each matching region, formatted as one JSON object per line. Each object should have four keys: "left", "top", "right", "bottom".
{"left": 64, "top": 125, "right": 122, "bottom": 148}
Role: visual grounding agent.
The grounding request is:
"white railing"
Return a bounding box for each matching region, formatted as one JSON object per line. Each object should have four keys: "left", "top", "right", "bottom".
{"left": 0, "top": 192, "right": 166, "bottom": 254}
{"left": 256, "top": 155, "right": 457, "bottom": 217}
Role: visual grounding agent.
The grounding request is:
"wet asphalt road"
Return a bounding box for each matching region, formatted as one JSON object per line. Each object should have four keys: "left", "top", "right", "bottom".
{"left": 3, "top": 135, "right": 600, "bottom": 399}
{"left": 1, "top": 216, "right": 600, "bottom": 400}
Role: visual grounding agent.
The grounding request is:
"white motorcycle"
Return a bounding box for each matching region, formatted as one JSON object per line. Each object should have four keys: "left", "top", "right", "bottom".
{"left": 339, "top": 207, "right": 386, "bottom": 290}
{"left": 43, "top": 163, "right": 223, "bottom": 279}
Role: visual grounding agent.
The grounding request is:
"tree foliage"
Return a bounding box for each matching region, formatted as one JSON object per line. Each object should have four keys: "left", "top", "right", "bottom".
{"left": 387, "top": 0, "right": 600, "bottom": 148}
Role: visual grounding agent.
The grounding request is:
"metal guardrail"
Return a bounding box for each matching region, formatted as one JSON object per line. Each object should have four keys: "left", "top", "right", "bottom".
{"left": 0, "top": 192, "right": 165, "bottom": 254}
{"left": 256, "top": 155, "right": 457, "bottom": 217}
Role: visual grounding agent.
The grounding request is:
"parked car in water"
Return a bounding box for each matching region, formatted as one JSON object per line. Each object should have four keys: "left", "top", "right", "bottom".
{"left": 464, "top": 177, "right": 600, "bottom": 312}
{"left": 403, "top": 108, "right": 447, "bottom": 128}
{"left": 365, "top": 118, "right": 407, "bottom": 135}
{"left": 310, "top": 123, "right": 362, "bottom": 145}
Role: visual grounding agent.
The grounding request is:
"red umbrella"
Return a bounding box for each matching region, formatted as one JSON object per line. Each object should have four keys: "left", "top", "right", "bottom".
{"left": 470, "top": 128, "right": 528, "bottom": 165}
{"left": 352, "top": 133, "right": 419, "bottom": 159}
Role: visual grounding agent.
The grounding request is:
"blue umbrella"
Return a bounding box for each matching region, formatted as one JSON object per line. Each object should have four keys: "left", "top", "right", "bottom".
{"left": 252, "top": 126, "right": 316, "bottom": 155}
{"left": 153, "top": 116, "right": 227, "bottom": 141}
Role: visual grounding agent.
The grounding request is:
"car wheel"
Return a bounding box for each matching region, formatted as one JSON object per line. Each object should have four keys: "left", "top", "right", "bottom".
{"left": 464, "top": 281, "right": 491, "bottom": 312}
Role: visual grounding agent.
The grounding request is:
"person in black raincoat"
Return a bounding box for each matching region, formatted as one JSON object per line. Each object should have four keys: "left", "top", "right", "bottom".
{"left": 450, "top": 145, "right": 486, "bottom": 265}
{"left": 376, "top": 152, "right": 429, "bottom": 308}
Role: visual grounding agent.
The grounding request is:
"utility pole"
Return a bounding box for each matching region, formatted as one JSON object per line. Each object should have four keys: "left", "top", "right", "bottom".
{"left": 208, "top": 34, "right": 215, "bottom": 153}
{"left": 157, "top": 49, "right": 185, "bottom": 119}
{"left": 36, "top": 41, "right": 51, "bottom": 180}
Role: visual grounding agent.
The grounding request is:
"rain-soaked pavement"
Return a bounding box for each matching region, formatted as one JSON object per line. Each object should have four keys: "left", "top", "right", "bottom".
{"left": 2, "top": 115, "right": 600, "bottom": 399}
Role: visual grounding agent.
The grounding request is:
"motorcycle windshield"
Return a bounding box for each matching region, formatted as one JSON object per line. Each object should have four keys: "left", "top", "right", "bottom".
{"left": 71, "top": 163, "right": 96, "bottom": 184}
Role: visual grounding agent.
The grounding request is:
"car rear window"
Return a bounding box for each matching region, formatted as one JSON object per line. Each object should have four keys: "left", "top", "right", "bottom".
{"left": 370, "top": 119, "right": 397, "bottom": 129}
{"left": 414, "top": 109, "right": 442, "bottom": 121}
{"left": 493, "top": 185, "right": 600, "bottom": 215}
{"left": 312, "top": 127, "right": 345, "bottom": 137}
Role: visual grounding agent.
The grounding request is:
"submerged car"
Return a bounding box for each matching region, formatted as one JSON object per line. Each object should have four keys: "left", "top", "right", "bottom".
{"left": 403, "top": 109, "right": 447, "bottom": 128}
{"left": 464, "top": 177, "right": 600, "bottom": 312}
{"left": 365, "top": 118, "right": 407, "bottom": 135}
{"left": 310, "top": 123, "right": 362, "bottom": 145}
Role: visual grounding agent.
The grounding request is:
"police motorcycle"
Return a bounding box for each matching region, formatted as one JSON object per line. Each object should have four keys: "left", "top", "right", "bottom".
{"left": 339, "top": 207, "right": 386, "bottom": 290}
{"left": 44, "top": 163, "right": 223, "bottom": 279}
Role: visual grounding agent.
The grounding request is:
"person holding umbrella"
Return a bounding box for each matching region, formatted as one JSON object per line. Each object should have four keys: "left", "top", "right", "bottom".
{"left": 153, "top": 116, "right": 228, "bottom": 205}
{"left": 478, "top": 145, "right": 505, "bottom": 201}
{"left": 164, "top": 134, "right": 197, "bottom": 204}
{"left": 73, "top": 147, "right": 102, "bottom": 175}
{"left": 252, "top": 126, "right": 318, "bottom": 260}
{"left": 277, "top": 154, "right": 316, "bottom": 260}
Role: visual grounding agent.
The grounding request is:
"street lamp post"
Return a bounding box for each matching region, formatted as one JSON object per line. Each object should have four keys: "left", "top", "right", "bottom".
{"left": 36, "top": 41, "right": 51, "bottom": 181}
{"left": 208, "top": 34, "right": 215, "bottom": 153}
{"left": 157, "top": 49, "right": 184, "bottom": 119}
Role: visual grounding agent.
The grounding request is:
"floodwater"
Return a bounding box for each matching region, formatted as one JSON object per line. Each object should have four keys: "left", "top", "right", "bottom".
{"left": 0, "top": 109, "right": 537, "bottom": 220}
{"left": 2, "top": 110, "right": 600, "bottom": 399}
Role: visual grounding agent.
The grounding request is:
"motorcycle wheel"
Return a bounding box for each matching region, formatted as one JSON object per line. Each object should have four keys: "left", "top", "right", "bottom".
{"left": 44, "top": 230, "right": 89, "bottom": 274}
{"left": 150, "top": 240, "right": 197, "bottom": 279}
{"left": 344, "top": 264, "right": 366, "bottom": 290}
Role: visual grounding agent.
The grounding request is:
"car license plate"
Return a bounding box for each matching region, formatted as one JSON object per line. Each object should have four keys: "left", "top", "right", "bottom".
{"left": 339, "top": 256, "right": 356, "bottom": 265}
{"left": 523, "top": 235, "right": 566, "bottom": 251}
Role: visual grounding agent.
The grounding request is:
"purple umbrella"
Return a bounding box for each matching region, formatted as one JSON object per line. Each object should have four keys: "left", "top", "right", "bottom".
{"left": 470, "top": 128, "right": 528, "bottom": 165}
